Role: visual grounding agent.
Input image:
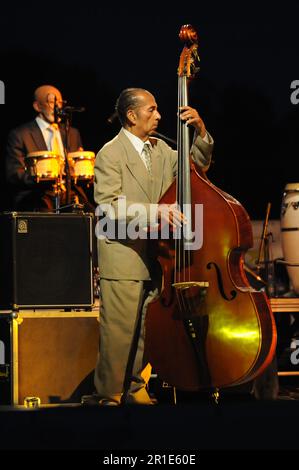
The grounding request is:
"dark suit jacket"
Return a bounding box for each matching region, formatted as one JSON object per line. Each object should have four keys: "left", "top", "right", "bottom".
{"left": 6, "top": 119, "right": 82, "bottom": 209}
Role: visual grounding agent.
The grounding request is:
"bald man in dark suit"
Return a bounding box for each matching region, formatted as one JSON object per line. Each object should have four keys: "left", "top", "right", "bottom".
{"left": 6, "top": 84, "right": 85, "bottom": 211}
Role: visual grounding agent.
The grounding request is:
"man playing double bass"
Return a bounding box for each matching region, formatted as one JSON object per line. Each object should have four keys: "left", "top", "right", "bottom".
{"left": 93, "top": 87, "right": 213, "bottom": 405}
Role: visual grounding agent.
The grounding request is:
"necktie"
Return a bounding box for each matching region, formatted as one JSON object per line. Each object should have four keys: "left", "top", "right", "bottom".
{"left": 142, "top": 143, "right": 152, "bottom": 176}
{"left": 50, "top": 123, "right": 61, "bottom": 155}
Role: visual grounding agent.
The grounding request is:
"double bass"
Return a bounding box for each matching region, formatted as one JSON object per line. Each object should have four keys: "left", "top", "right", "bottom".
{"left": 144, "top": 24, "right": 277, "bottom": 391}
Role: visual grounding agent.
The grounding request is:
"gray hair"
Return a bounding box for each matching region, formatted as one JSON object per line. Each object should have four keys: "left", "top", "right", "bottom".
{"left": 115, "top": 88, "right": 149, "bottom": 126}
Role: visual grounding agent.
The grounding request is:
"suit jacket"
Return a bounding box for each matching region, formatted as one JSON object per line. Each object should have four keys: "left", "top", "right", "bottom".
{"left": 94, "top": 128, "right": 214, "bottom": 280}
{"left": 6, "top": 119, "right": 82, "bottom": 209}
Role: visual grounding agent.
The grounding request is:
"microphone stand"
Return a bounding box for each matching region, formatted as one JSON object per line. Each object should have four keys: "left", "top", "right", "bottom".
{"left": 54, "top": 108, "right": 73, "bottom": 211}
{"left": 54, "top": 103, "right": 85, "bottom": 212}
{"left": 256, "top": 202, "right": 276, "bottom": 298}
{"left": 53, "top": 98, "right": 63, "bottom": 213}
{"left": 61, "top": 114, "right": 72, "bottom": 208}
{"left": 152, "top": 131, "right": 177, "bottom": 147}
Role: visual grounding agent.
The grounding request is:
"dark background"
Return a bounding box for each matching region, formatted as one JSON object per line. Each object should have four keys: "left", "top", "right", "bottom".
{"left": 1, "top": 3, "right": 299, "bottom": 219}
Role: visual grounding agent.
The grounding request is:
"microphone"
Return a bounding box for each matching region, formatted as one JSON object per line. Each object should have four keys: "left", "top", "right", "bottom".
{"left": 107, "top": 111, "right": 118, "bottom": 124}
{"left": 152, "top": 131, "right": 177, "bottom": 146}
{"left": 55, "top": 104, "right": 85, "bottom": 120}
{"left": 62, "top": 106, "right": 85, "bottom": 113}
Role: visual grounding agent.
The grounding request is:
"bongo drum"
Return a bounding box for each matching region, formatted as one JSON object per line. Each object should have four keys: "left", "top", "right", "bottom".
{"left": 25, "top": 151, "right": 61, "bottom": 181}
{"left": 68, "top": 151, "right": 95, "bottom": 183}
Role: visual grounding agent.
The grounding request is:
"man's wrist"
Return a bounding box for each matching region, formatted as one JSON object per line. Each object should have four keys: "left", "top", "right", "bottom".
{"left": 200, "top": 125, "right": 206, "bottom": 138}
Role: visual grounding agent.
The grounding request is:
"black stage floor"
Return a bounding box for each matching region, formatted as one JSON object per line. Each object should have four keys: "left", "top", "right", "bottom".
{"left": 1, "top": 383, "right": 299, "bottom": 463}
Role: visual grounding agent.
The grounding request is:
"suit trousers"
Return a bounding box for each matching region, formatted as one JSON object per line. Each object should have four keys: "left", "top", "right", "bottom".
{"left": 94, "top": 278, "right": 158, "bottom": 402}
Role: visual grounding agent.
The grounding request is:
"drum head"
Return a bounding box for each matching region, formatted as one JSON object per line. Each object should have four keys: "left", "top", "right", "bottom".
{"left": 68, "top": 151, "right": 95, "bottom": 160}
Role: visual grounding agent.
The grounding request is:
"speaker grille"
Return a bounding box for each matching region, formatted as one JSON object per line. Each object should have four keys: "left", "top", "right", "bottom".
{"left": 0, "top": 213, "right": 93, "bottom": 309}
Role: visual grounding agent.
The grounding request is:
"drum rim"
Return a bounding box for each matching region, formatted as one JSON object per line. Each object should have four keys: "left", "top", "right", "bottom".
{"left": 26, "top": 151, "right": 61, "bottom": 159}
{"left": 68, "top": 151, "right": 95, "bottom": 159}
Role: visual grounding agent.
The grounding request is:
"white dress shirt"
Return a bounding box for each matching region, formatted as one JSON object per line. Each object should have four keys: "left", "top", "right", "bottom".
{"left": 123, "top": 128, "right": 152, "bottom": 171}
{"left": 35, "top": 116, "right": 65, "bottom": 156}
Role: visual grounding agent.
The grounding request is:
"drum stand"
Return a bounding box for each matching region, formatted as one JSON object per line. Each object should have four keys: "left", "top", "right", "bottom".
{"left": 53, "top": 176, "right": 64, "bottom": 213}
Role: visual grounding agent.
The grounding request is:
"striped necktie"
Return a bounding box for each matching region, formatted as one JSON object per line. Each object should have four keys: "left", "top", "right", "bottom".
{"left": 142, "top": 143, "right": 152, "bottom": 176}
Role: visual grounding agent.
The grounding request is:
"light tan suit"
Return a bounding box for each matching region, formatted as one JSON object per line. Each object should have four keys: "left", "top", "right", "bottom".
{"left": 94, "top": 128, "right": 213, "bottom": 402}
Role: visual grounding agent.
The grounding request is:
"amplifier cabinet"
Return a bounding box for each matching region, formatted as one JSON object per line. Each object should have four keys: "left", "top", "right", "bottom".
{"left": 0, "top": 314, "right": 12, "bottom": 404}
{"left": 0, "top": 212, "right": 94, "bottom": 309}
{"left": 0, "top": 310, "right": 99, "bottom": 405}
